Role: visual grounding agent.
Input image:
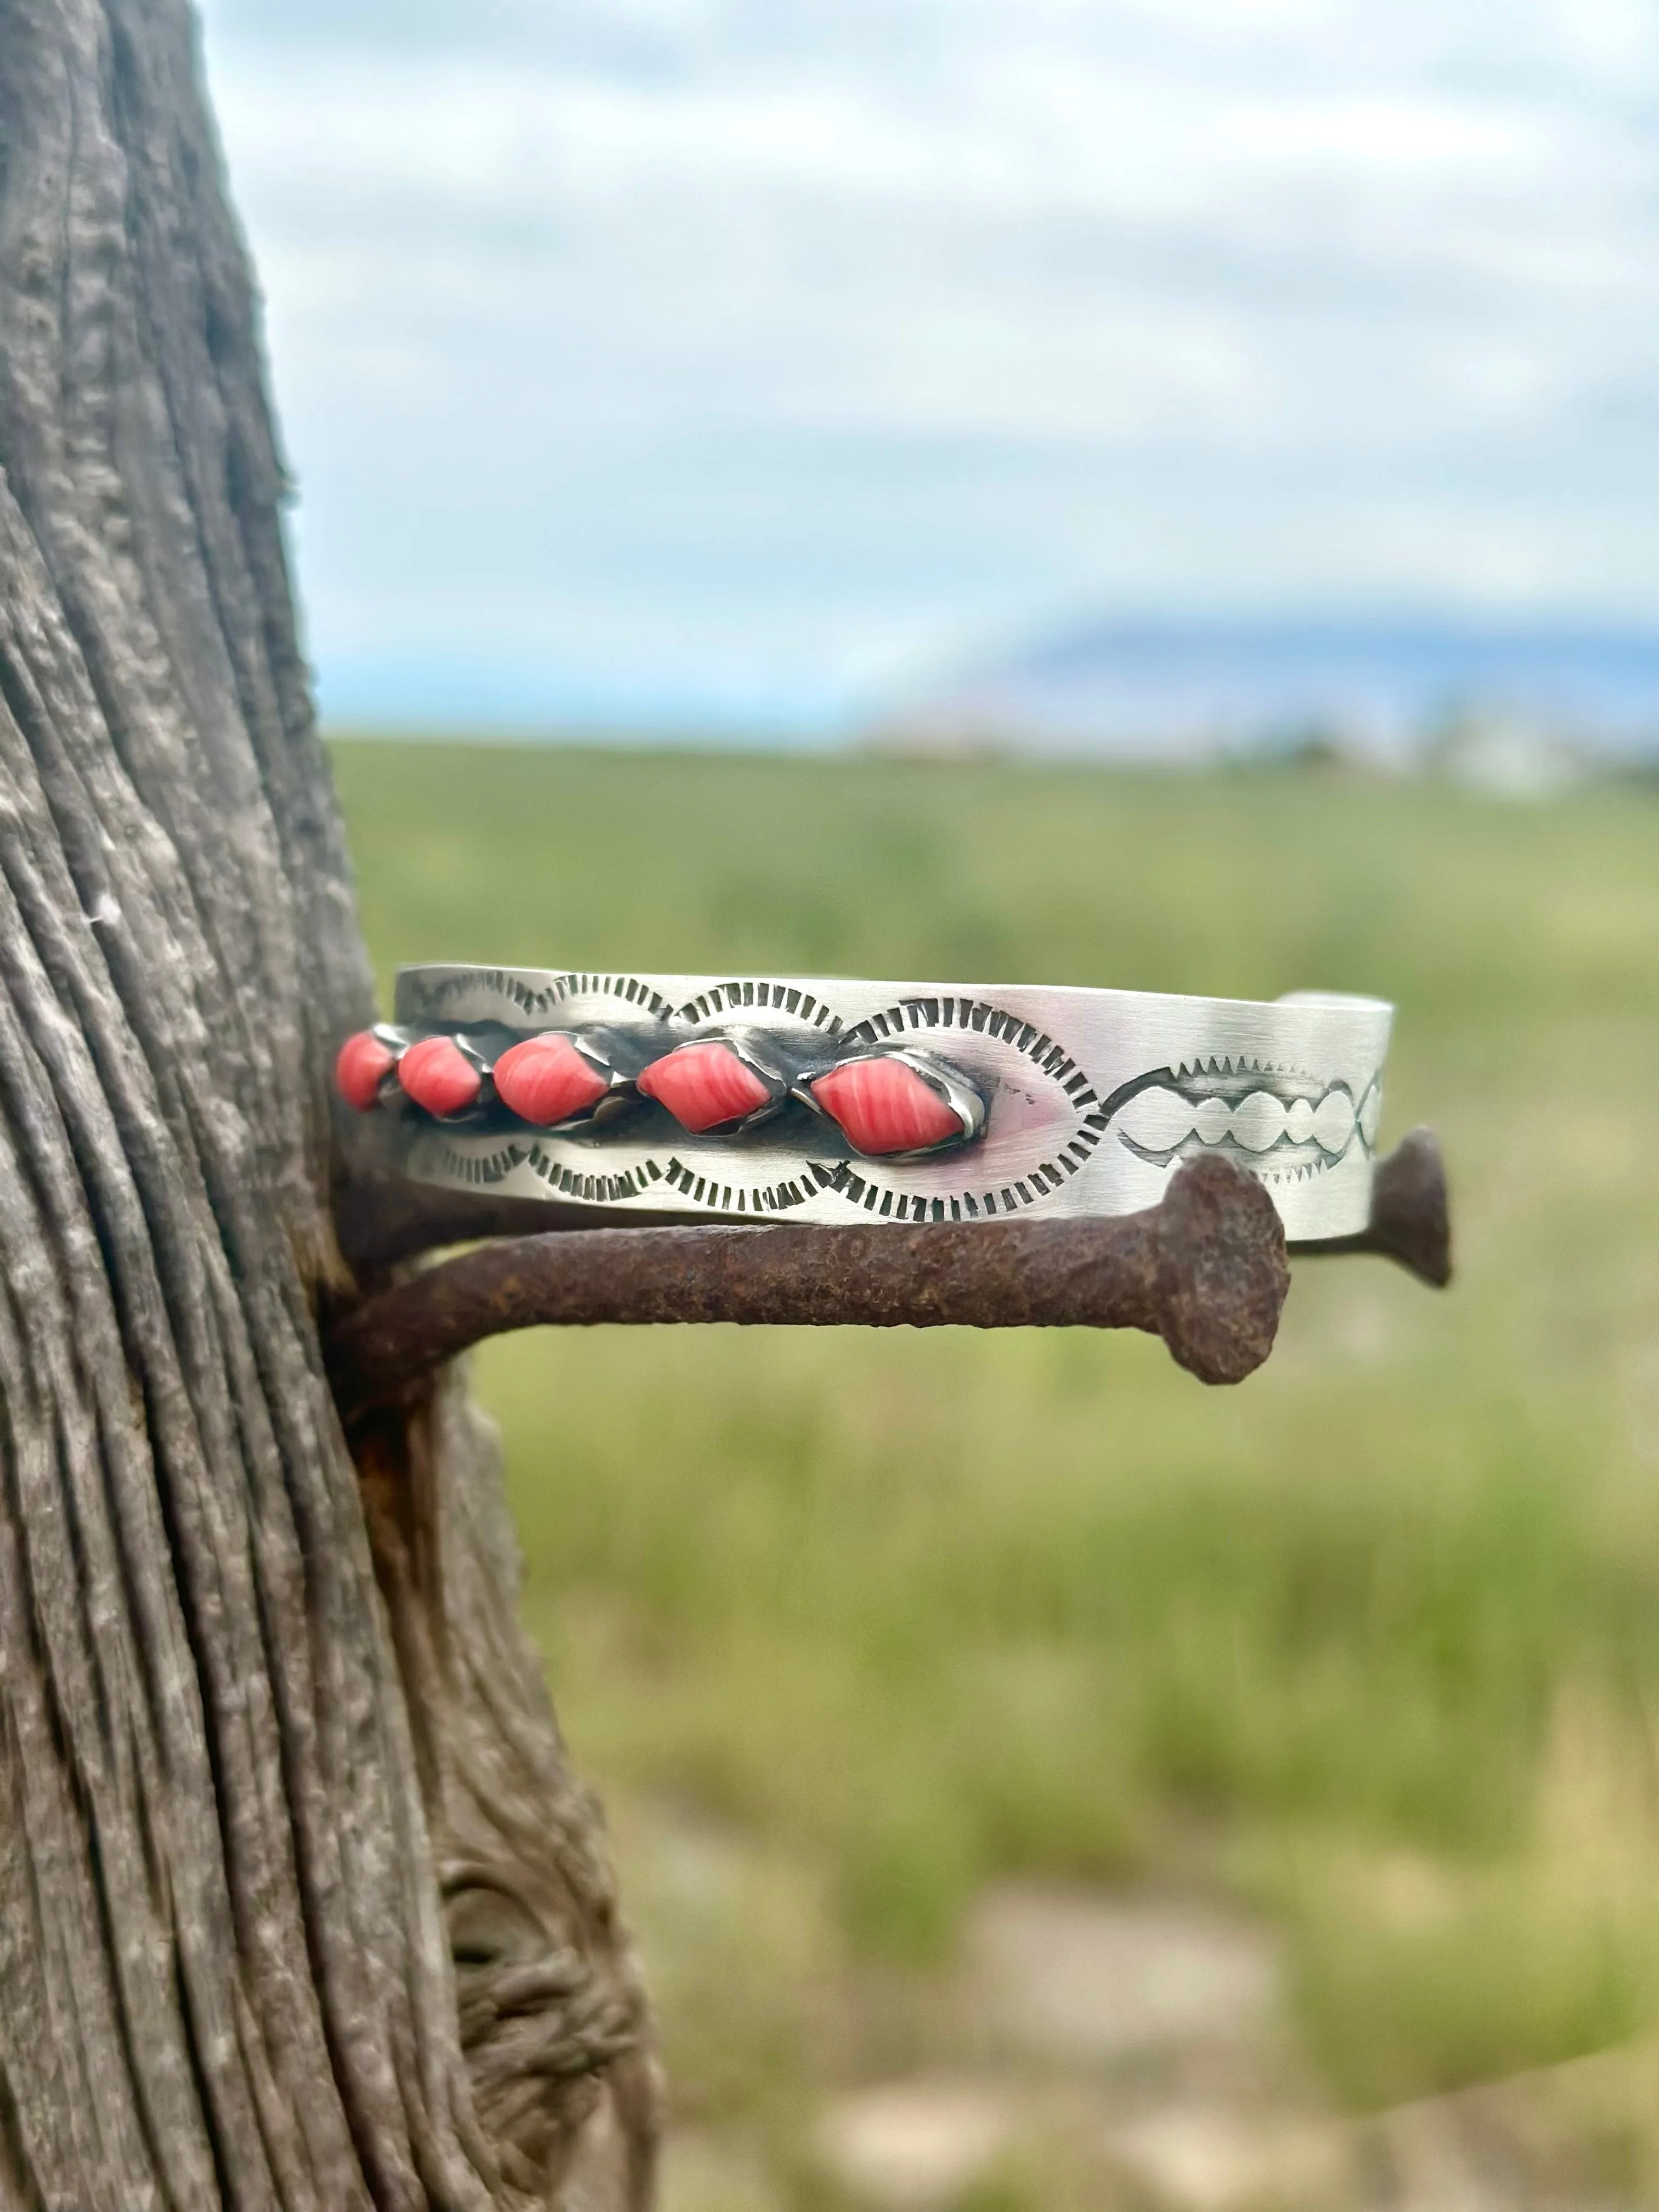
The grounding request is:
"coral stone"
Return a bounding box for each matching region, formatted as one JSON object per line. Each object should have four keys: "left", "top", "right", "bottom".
{"left": 636, "top": 1041, "right": 772, "bottom": 1132}
{"left": 493, "top": 1034, "right": 611, "bottom": 1126}
{"left": 335, "top": 1029, "right": 397, "bottom": 1111}
{"left": 811, "top": 1056, "right": 966, "bottom": 1156}
{"left": 397, "top": 1035, "right": 482, "bottom": 1117}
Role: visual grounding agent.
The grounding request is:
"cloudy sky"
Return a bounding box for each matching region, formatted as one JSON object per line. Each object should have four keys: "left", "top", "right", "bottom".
{"left": 195, "top": 0, "right": 1659, "bottom": 735}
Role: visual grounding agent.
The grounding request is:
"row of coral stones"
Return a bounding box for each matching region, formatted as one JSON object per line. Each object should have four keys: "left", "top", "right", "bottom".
{"left": 335, "top": 1027, "right": 974, "bottom": 1159}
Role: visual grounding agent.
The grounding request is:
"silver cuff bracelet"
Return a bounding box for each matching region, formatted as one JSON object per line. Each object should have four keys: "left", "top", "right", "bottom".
{"left": 336, "top": 965, "right": 1393, "bottom": 1241}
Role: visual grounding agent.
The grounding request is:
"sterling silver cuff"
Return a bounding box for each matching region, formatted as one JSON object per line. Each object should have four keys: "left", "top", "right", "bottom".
{"left": 336, "top": 966, "right": 1393, "bottom": 1241}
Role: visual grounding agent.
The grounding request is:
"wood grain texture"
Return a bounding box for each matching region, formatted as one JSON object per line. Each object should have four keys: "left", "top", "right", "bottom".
{"left": 0, "top": 2, "right": 653, "bottom": 2204}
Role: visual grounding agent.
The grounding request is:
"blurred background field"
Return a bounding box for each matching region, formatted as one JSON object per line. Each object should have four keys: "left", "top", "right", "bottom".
{"left": 338, "top": 737, "right": 1659, "bottom": 2210}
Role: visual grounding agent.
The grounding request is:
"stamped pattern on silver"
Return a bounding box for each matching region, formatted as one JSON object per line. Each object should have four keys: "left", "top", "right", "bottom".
{"left": 341, "top": 967, "right": 1392, "bottom": 1239}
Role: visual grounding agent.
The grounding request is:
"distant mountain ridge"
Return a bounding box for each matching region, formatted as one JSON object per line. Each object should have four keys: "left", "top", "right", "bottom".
{"left": 878, "top": 618, "right": 1659, "bottom": 766}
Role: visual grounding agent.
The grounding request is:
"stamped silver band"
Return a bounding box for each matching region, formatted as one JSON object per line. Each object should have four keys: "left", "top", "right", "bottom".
{"left": 337, "top": 966, "right": 1392, "bottom": 1240}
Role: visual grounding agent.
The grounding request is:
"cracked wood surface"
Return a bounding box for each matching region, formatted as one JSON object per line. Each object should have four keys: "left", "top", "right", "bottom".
{"left": 0, "top": 2, "right": 654, "bottom": 2204}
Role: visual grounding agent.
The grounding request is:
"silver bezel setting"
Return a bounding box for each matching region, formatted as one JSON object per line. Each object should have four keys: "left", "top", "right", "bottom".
{"left": 797, "top": 1045, "right": 986, "bottom": 1160}
{"left": 641, "top": 1027, "right": 792, "bottom": 1136}
{"left": 503, "top": 1030, "right": 634, "bottom": 1132}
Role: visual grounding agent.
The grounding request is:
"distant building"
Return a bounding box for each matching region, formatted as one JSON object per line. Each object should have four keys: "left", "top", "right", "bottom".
{"left": 872, "top": 619, "right": 1659, "bottom": 772}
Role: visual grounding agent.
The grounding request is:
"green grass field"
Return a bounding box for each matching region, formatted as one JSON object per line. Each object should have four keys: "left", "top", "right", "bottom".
{"left": 334, "top": 740, "right": 1659, "bottom": 2199}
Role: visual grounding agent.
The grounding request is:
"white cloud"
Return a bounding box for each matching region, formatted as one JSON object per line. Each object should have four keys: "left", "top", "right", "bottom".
{"left": 197, "top": 0, "right": 1659, "bottom": 727}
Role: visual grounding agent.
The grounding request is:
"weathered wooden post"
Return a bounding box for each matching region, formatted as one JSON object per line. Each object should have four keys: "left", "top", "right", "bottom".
{"left": 0, "top": 4, "right": 1449, "bottom": 2205}
{"left": 0, "top": 3, "right": 654, "bottom": 2203}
